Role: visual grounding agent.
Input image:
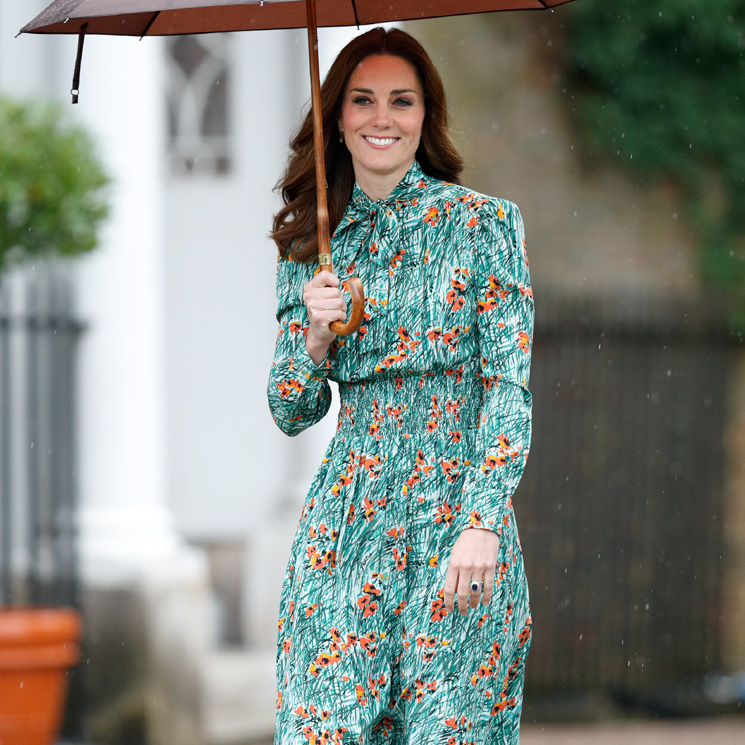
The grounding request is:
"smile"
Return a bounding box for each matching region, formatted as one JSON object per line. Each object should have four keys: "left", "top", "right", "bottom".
{"left": 363, "top": 136, "right": 399, "bottom": 147}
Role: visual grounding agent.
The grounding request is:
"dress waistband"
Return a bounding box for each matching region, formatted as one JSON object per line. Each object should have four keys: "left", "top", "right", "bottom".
{"left": 336, "top": 360, "right": 483, "bottom": 438}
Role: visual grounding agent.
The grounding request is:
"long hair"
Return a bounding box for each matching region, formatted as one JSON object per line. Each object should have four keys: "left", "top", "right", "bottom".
{"left": 272, "top": 27, "right": 464, "bottom": 262}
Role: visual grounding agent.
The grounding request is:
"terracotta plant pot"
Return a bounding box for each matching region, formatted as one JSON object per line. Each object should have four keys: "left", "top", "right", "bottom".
{"left": 0, "top": 607, "right": 82, "bottom": 745}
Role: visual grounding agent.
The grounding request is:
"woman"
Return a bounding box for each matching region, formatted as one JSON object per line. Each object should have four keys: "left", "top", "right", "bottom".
{"left": 268, "top": 27, "right": 533, "bottom": 745}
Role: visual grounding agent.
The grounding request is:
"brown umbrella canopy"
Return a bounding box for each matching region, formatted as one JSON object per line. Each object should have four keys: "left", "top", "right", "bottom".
{"left": 22, "top": 1, "right": 575, "bottom": 36}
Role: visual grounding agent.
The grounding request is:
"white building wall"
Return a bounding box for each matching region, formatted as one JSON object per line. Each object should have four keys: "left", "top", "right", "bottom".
{"left": 162, "top": 26, "right": 376, "bottom": 649}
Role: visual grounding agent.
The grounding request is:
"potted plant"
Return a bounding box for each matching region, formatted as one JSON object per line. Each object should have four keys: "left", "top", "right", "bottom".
{"left": 0, "top": 96, "right": 109, "bottom": 745}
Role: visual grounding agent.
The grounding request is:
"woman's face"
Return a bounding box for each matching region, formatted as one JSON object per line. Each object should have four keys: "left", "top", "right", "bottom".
{"left": 338, "top": 54, "right": 425, "bottom": 195}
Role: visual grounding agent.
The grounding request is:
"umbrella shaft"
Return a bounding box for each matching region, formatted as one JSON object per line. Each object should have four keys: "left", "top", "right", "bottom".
{"left": 306, "top": 0, "right": 333, "bottom": 272}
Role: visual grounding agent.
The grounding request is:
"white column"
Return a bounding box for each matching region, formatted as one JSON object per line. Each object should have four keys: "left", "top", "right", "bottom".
{"left": 68, "top": 33, "right": 209, "bottom": 745}
{"left": 70, "top": 33, "right": 203, "bottom": 586}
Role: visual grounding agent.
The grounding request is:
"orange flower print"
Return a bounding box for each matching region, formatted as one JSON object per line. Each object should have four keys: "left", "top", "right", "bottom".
{"left": 435, "top": 500, "right": 461, "bottom": 525}
{"left": 424, "top": 206, "right": 439, "bottom": 226}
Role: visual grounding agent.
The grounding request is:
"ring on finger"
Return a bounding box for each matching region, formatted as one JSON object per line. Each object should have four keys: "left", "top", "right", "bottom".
{"left": 470, "top": 580, "right": 481, "bottom": 593}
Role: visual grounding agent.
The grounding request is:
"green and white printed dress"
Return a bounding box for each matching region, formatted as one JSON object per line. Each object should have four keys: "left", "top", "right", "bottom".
{"left": 268, "top": 160, "right": 534, "bottom": 745}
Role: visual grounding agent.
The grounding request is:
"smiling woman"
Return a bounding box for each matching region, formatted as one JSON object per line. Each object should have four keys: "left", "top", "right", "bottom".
{"left": 267, "top": 26, "right": 535, "bottom": 745}
{"left": 337, "top": 55, "right": 425, "bottom": 200}
{"left": 271, "top": 27, "right": 463, "bottom": 264}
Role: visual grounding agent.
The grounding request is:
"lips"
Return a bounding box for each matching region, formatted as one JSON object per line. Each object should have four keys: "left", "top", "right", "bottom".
{"left": 364, "top": 136, "right": 399, "bottom": 147}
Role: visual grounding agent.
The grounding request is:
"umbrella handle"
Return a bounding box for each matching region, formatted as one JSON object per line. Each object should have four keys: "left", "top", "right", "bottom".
{"left": 330, "top": 276, "right": 365, "bottom": 337}
{"left": 319, "top": 254, "right": 365, "bottom": 335}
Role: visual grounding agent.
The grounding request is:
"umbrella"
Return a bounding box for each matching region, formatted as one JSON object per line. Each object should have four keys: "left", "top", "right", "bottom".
{"left": 20, "top": 0, "right": 576, "bottom": 335}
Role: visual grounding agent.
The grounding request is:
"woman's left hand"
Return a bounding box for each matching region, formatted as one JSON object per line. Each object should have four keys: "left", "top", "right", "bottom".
{"left": 443, "top": 528, "right": 500, "bottom": 616}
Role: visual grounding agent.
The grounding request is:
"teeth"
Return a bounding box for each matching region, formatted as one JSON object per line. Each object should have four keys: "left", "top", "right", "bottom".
{"left": 365, "top": 136, "right": 397, "bottom": 146}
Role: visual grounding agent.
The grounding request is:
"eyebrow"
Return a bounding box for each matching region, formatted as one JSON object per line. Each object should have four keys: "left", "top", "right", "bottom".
{"left": 350, "top": 87, "right": 418, "bottom": 95}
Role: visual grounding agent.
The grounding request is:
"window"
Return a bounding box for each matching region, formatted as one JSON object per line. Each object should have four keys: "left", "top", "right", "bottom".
{"left": 166, "top": 34, "right": 231, "bottom": 175}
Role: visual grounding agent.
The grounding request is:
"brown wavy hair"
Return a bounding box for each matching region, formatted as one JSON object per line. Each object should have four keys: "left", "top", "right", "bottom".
{"left": 272, "top": 27, "right": 464, "bottom": 262}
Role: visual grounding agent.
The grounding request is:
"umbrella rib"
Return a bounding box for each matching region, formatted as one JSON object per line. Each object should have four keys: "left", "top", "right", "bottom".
{"left": 537, "top": 1, "right": 554, "bottom": 10}
{"left": 71, "top": 22, "right": 88, "bottom": 104}
{"left": 140, "top": 12, "right": 160, "bottom": 39}
{"left": 349, "top": 0, "right": 360, "bottom": 29}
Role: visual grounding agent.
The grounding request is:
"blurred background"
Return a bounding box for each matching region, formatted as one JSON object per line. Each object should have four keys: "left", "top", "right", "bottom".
{"left": 1, "top": 1, "right": 743, "bottom": 744}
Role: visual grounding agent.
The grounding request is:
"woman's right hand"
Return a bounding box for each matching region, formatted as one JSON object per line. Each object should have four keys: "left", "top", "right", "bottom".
{"left": 303, "top": 271, "right": 347, "bottom": 365}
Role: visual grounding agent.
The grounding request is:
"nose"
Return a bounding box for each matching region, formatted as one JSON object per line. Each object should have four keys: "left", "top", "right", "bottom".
{"left": 371, "top": 102, "right": 391, "bottom": 128}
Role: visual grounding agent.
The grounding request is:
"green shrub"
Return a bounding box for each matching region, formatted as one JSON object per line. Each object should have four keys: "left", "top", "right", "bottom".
{"left": 0, "top": 97, "right": 110, "bottom": 272}
{"left": 565, "top": 1, "right": 745, "bottom": 326}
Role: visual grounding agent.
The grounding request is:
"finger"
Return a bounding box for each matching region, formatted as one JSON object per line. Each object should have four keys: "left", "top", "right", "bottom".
{"left": 457, "top": 572, "right": 470, "bottom": 616}
{"left": 309, "top": 270, "right": 339, "bottom": 288}
{"left": 304, "top": 287, "right": 345, "bottom": 305}
{"left": 443, "top": 569, "right": 457, "bottom": 615}
{"left": 306, "top": 297, "right": 347, "bottom": 317}
{"left": 469, "top": 575, "right": 483, "bottom": 609}
{"left": 482, "top": 566, "right": 497, "bottom": 606}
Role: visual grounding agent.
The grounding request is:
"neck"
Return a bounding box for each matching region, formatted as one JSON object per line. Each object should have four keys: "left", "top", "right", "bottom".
{"left": 355, "top": 160, "right": 414, "bottom": 202}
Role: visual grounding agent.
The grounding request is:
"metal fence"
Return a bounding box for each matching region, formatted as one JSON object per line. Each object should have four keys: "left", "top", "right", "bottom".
{"left": 519, "top": 292, "right": 737, "bottom": 706}
{"left": 0, "top": 264, "right": 81, "bottom": 609}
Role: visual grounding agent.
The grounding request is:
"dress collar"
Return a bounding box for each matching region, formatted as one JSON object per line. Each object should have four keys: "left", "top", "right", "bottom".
{"left": 349, "top": 160, "right": 427, "bottom": 213}
{"left": 333, "top": 161, "right": 429, "bottom": 268}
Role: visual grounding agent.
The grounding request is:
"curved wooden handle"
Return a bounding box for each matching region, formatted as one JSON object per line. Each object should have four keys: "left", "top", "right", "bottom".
{"left": 330, "top": 276, "right": 365, "bottom": 337}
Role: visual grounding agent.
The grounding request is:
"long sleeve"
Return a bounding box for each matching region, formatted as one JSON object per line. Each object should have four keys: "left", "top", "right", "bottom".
{"left": 460, "top": 201, "right": 534, "bottom": 532}
{"left": 267, "top": 255, "right": 333, "bottom": 437}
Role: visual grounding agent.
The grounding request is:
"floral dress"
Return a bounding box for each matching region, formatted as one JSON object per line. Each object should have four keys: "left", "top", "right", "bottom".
{"left": 268, "top": 160, "right": 534, "bottom": 745}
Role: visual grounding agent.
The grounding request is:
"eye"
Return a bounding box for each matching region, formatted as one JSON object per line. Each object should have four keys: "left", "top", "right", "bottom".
{"left": 352, "top": 95, "right": 372, "bottom": 106}
{"left": 393, "top": 97, "right": 413, "bottom": 108}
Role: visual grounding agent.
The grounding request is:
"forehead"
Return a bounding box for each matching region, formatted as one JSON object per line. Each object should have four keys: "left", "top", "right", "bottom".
{"left": 346, "top": 54, "right": 422, "bottom": 93}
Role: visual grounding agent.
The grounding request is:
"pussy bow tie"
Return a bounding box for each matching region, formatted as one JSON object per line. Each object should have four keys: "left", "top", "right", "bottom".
{"left": 332, "top": 162, "right": 427, "bottom": 270}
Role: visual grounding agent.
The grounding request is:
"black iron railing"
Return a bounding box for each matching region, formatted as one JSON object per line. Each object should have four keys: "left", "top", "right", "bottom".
{"left": 519, "top": 291, "right": 739, "bottom": 708}
{"left": 0, "top": 264, "right": 82, "bottom": 609}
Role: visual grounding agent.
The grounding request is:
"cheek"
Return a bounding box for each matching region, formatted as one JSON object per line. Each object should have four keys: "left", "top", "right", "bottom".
{"left": 339, "top": 104, "right": 358, "bottom": 132}
{"left": 409, "top": 111, "right": 425, "bottom": 140}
